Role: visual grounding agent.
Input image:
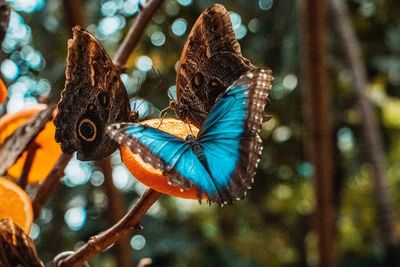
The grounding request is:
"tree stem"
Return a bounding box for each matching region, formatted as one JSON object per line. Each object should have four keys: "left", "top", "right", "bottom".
{"left": 300, "top": 0, "right": 335, "bottom": 266}
{"left": 98, "top": 158, "right": 132, "bottom": 267}
{"left": 17, "top": 143, "right": 39, "bottom": 190}
{"left": 113, "top": 0, "right": 165, "bottom": 69}
{"left": 330, "top": 0, "right": 398, "bottom": 249}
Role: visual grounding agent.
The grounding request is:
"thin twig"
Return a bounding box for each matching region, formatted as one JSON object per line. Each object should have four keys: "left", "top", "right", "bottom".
{"left": 113, "top": 0, "right": 165, "bottom": 69}
{"left": 330, "top": 0, "right": 398, "bottom": 248}
{"left": 62, "top": 0, "right": 86, "bottom": 32}
{"left": 98, "top": 158, "right": 132, "bottom": 267}
{"left": 58, "top": 189, "right": 161, "bottom": 267}
{"left": 300, "top": 0, "right": 335, "bottom": 266}
{"left": 17, "top": 143, "right": 39, "bottom": 190}
{"left": 31, "top": 153, "right": 72, "bottom": 220}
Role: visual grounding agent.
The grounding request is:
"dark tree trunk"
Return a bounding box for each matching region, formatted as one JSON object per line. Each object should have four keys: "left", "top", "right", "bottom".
{"left": 300, "top": 0, "right": 336, "bottom": 266}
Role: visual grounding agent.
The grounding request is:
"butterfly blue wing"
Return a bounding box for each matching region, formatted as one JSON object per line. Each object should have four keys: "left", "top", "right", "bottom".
{"left": 196, "top": 68, "right": 273, "bottom": 204}
{"left": 107, "top": 123, "right": 220, "bottom": 197}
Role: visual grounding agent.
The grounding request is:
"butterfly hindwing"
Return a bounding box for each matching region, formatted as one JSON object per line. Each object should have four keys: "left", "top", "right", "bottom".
{"left": 107, "top": 124, "right": 218, "bottom": 197}
{"left": 198, "top": 69, "right": 273, "bottom": 202}
{"left": 172, "top": 4, "right": 254, "bottom": 128}
{"left": 54, "top": 26, "right": 131, "bottom": 161}
{"left": 108, "top": 69, "right": 273, "bottom": 204}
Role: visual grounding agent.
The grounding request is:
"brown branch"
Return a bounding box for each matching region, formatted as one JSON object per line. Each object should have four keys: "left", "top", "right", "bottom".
{"left": 62, "top": 0, "right": 86, "bottom": 32}
{"left": 300, "top": 0, "right": 335, "bottom": 266}
{"left": 31, "top": 153, "right": 72, "bottom": 220}
{"left": 58, "top": 189, "right": 161, "bottom": 267}
{"left": 17, "top": 143, "right": 39, "bottom": 190}
{"left": 98, "top": 158, "right": 132, "bottom": 267}
{"left": 330, "top": 0, "right": 398, "bottom": 248}
{"left": 113, "top": 0, "right": 165, "bottom": 69}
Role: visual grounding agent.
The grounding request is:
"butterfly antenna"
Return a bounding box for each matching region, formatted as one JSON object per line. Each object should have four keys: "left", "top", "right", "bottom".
{"left": 159, "top": 106, "right": 171, "bottom": 118}
{"left": 132, "top": 76, "right": 148, "bottom": 114}
{"left": 157, "top": 108, "right": 169, "bottom": 129}
{"left": 187, "top": 122, "right": 195, "bottom": 136}
{"left": 134, "top": 68, "right": 165, "bottom": 110}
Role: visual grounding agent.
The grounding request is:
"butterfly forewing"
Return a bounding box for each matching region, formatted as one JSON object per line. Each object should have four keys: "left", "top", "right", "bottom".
{"left": 54, "top": 26, "right": 131, "bottom": 161}
{"left": 173, "top": 4, "right": 254, "bottom": 128}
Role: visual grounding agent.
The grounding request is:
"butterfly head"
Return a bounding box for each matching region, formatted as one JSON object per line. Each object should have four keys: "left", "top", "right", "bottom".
{"left": 169, "top": 100, "right": 188, "bottom": 120}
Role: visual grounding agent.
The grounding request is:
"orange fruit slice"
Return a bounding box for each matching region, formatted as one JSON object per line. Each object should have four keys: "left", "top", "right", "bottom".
{"left": 0, "top": 79, "right": 6, "bottom": 104}
{"left": 0, "top": 177, "right": 33, "bottom": 233}
{"left": 120, "top": 118, "right": 205, "bottom": 199}
{"left": 0, "top": 105, "right": 62, "bottom": 184}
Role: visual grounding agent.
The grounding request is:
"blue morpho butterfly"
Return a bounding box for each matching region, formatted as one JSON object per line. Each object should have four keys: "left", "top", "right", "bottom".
{"left": 107, "top": 69, "right": 273, "bottom": 205}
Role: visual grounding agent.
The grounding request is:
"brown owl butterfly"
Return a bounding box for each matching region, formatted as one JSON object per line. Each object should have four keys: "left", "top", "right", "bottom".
{"left": 170, "top": 4, "right": 254, "bottom": 128}
{"left": 54, "top": 26, "right": 137, "bottom": 161}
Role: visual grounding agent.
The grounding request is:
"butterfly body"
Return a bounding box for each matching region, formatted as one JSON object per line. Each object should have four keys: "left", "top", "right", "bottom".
{"left": 108, "top": 69, "right": 273, "bottom": 204}
{"left": 171, "top": 4, "right": 254, "bottom": 128}
{"left": 54, "top": 26, "right": 135, "bottom": 161}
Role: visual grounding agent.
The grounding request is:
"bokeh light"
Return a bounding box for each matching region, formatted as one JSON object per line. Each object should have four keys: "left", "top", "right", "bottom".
{"left": 130, "top": 234, "right": 146, "bottom": 250}
{"left": 90, "top": 170, "right": 105, "bottom": 187}
{"left": 229, "top": 12, "right": 241, "bottom": 30}
{"left": 259, "top": 0, "right": 274, "bottom": 11}
{"left": 297, "top": 162, "right": 314, "bottom": 178}
{"left": 30, "top": 223, "right": 40, "bottom": 240}
{"left": 1, "top": 59, "right": 19, "bottom": 80}
{"left": 150, "top": 31, "right": 166, "bottom": 46}
{"left": 64, "top": 158, "right": 92, "bottom": 187}
{"left": 272, "top": 125, "right": 292, "bottom": 142}
{"left": 112, "top": 165, "right": 131, "bottom": 190}
{"left": 168, "top": 85, "right": 176, "bottom": 100}
{"left": 101, "top": 1, "right": 118, "bottom": 17}
{"left": 122, "top": 0, "right": 140, "bottom": 16}
{"left": 7, "top": 0, "right": 45, "bottom": 13}
{"left": 64, "top": 207, "right": 87, "bottom": 231}
{"left": 235, "top": 24, "right": 247, "bottom": 40}
{"left": 282, "top": 74, "right": 298, "bottom": 91}
{"left": 177, "top": 0, "right": 192, "bottom": 7}
{"left": 248, "top": 18, "right": 260, "bottom": 33}
{"left": 98, "top": 15, "right": 126, "bottom": 35}
{"left": 136, "top": 55, "right": 153, "bottom": 72}
{"left": 171, "top": 18, "right": 187, "bottom": 36}
{"left": 337, "top": 128, "right": 355, "bottom": 153}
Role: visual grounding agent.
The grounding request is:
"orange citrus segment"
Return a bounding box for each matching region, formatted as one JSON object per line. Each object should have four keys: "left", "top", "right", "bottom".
{"left": 0, "top": 105, "right": 62, "bottom": 184}
{"left": 119, "top": 118, "right": 206, "bottom": 199}
{"left": 0, "top": 79, "right": 6, "bottom": 104}
{"left": 0, "top": 177, "right": 33, "bottom": 233}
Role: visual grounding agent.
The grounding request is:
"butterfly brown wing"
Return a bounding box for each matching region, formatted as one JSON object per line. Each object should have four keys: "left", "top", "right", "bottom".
{"left": 54, "top": 26, "right": 131, "bottom": 161}
{"left": 0, "top": 105, "right": 54, "bottom": 176}
{"left": 0, "top": 219, "right": 44, "bottom": 267}
{"left": 173, "top": 4, "right": 254, "bottom": 128}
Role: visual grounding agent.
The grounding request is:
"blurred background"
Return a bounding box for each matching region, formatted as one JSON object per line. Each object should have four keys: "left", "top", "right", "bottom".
{"left": 1, "top": 0, "right": 400, "bottom": 266}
